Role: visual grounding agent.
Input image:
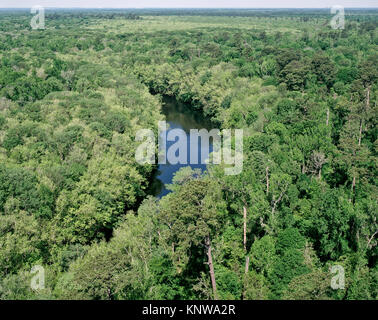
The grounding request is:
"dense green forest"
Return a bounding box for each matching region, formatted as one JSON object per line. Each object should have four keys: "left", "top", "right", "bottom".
{"left": 0, "top": 8, "right": 377, "bottom": 300}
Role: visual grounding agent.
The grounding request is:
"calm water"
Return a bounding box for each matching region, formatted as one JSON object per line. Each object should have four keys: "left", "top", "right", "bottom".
{"left": 149, "top": 96, "right": 214, "bottom": 198}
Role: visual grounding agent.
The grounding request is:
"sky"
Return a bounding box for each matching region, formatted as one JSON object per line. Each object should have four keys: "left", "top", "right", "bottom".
{"left": 0, "top": 1, "right": 377, "bottom": 9}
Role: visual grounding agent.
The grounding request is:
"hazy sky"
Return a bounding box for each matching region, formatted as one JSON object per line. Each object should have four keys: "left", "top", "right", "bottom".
{"left": 0, "top": 0, "right": 377, "bottom": 8}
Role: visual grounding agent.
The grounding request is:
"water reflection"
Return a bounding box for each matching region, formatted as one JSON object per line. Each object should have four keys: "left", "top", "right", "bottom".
{"left": 149, "top": 96, "right": 214, "bottom": 198}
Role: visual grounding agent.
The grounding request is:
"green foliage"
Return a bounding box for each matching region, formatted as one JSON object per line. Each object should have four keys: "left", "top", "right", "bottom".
{"left": 282, "top": 270, "right": 332, "bottom": 300}
{"left": 243, "top": 270, "right": 271, "bottom": 300}
{"left": 0, "top": 9, "right": 376, "bottom": 300}
{"left": 215, "top": 265, "right": 242, "bottom": 299}
{"left": 268, "top": 229, "right": 310, "bottom": 298}
{"left": 250, "top": 236, "right": 276, "bottom": 276}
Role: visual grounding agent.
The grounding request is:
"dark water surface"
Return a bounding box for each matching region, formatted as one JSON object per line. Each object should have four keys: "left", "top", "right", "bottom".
{"left": 149, "top": 96, "right": 214, "bottom": 198}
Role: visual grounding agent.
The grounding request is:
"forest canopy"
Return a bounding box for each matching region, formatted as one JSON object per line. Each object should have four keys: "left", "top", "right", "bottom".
{"left": 0, "top": 8, "right": 377, "bottom": 300}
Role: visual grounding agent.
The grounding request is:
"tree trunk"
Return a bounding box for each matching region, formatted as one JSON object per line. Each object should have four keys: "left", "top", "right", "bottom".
{"left": 245, "top": 256, "right": 250, "bottom": 274}
{"left": 358, "top": 86, "right": 370, "bottom": 147}
{"left": 205, "top": 236, "right": 218, "bottom": 300}
{"left": 243, "top": 206, "right": 247, "bottom": 252}
{"left": 366, "top": 86, "right": 370, "bottom": 109}
{"left": 326, "top": 108, "right": 329, "bottom": 126}
{"left": 358, "top": 119, "right": 363, "bottom": 147}
{"left": 242, "top": 255, "right": 250, "bottom": 300}
{"left": 350, "top": 175, "right": 356, "bottom": 202}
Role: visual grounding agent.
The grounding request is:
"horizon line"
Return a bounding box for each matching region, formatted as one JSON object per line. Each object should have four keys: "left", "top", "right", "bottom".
{"left": 1, "top": 7, "right": 378, "bottom": 9}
